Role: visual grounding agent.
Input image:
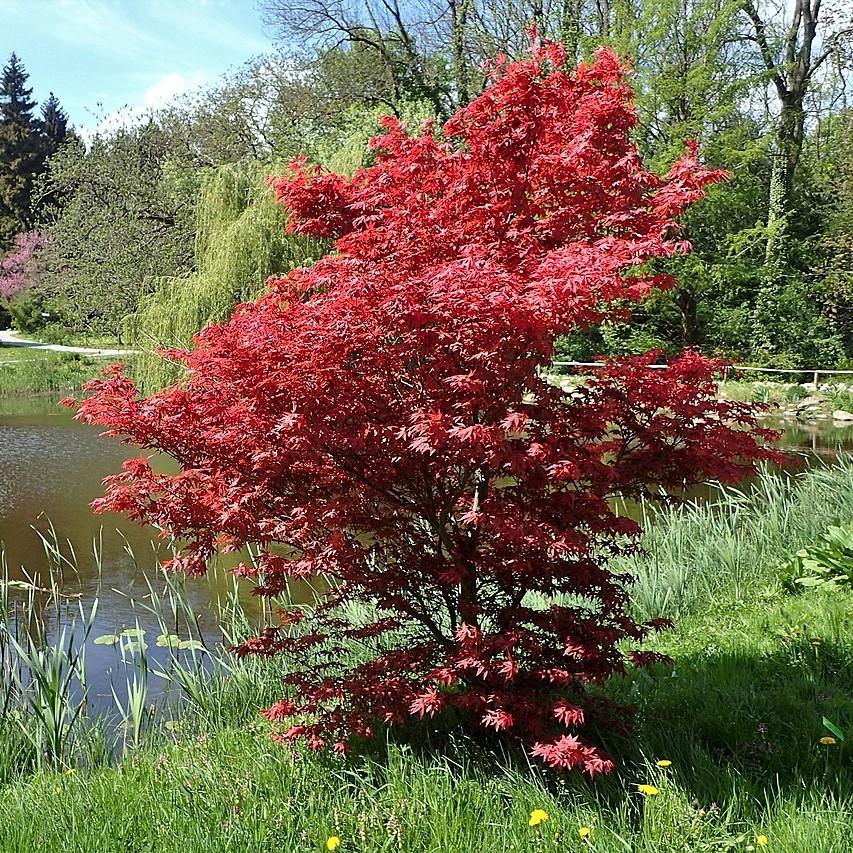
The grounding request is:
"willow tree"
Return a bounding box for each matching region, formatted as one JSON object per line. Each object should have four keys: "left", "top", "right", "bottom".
{"left": 128, "top": 161, "right": 326, "bottom": 390}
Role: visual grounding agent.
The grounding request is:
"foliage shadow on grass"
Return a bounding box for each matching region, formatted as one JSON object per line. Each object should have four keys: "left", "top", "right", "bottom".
{"left": 613, "top": 637, "right": 853, "bottom": 807}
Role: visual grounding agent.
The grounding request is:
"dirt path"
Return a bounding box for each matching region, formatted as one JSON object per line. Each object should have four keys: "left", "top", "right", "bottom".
{"left": 0, "top": 329, "right": 137, "bottom": 357}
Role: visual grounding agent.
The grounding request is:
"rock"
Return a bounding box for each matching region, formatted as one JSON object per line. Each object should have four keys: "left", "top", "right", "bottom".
{"left": 832, "top": 410, "right": 853, "bottom": 422}
{"left": 797, "top": 397, "right": 824, "bottom": 409}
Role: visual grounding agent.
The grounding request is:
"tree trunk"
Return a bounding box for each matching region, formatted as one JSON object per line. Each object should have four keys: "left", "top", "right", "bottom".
{"left": 449, "top": 0, "right": 472, "bottom": 107}
{"left": 560, "top": 0, "right": 583, "bottom": 62}
{"left": 764, "top": 96, "right": 804, "bottom": 287}
{"left": 675, "top": 285, "right": 699, "bottom": 346}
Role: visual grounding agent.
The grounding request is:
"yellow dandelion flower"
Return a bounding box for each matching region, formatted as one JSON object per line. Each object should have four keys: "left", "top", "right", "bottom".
{"left": 326, "top": 836, "right": 341, "bottom": 851}
{"left": 656, "top": 760, "right": 672, "bottom": 767}
{"left": 578, "top": 826, "right": 592, "bottom": 839}
{"left": 819, "top": 736, "right": 837, "bottom": 745}
{"left": 636, "top": 784, "right": 659, "bottom": 796}
{"left": 757, "top": 835, "right": 769, "bottom": 847}
{"left": 528, "top": 809, "right": 549, "bottom": 827}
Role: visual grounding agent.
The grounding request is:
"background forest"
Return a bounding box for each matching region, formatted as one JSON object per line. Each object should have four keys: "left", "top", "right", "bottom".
{"left": 2, "top": 0, "right": 852, "bottom": 379}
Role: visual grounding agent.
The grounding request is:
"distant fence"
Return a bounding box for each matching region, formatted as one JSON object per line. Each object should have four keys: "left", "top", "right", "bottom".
{"left": 551, "top": 361, "right": 853, "bottom": 386}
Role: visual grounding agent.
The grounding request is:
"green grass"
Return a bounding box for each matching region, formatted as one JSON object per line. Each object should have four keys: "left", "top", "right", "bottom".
{"left": 627, "top": 463, "right": 853, "bottom": 619}
{"left": 0, "top": 349, "right": 117, "bottom": 396}
{"left": 1, "top": 586, "right": 851, "bottom": 853}
{"left": 0, "top": 466, "right": 852, "bottom": 850}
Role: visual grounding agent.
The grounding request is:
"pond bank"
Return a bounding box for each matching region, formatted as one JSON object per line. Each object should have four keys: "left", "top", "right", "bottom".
{"left": 0, "top": 350, "right": 109, "bottom": 397}
{"left": 717, "top": 379, "right": 853, "bottom": 423}
{"left": 0, "top": 329, "right": 136, "bottom": 356}
{"left": 0, "top": 334, "right": 140, "bottom": 396}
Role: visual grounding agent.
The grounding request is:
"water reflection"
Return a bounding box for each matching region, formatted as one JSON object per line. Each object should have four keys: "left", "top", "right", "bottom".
{"left": 768, "top": 416, "right": 853, "bottom": 457}
{"left": 0, "top": 397, "right": 285, "bottom": 710}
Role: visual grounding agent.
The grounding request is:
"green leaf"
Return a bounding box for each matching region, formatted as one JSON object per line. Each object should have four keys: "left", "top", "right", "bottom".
{"left": 156, "top": 633, "right": 181, "bottom": 648}
{"left": 822, "top": 717, "right": 846, "bottom": 742}
{"left": 93, "top": 634, "right": 119, "bottom": 645}
{"left": 177, "top": 639, "right": 205, "bottom": 651}
{"left": 120, "top": 628, "right": 146, "bottom": 638}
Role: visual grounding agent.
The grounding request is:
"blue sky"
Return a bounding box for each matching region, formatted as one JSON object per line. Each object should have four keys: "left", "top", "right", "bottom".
{"left": 0, "top": 0, "right": 274, "bottom": 134}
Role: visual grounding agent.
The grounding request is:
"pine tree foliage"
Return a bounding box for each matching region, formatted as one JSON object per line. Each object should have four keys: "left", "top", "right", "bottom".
{"left": 40, "top": 93, "right": 68, "bottom": 154}
{"left": 0, "top": 53, "right": 43, "bottom": 245}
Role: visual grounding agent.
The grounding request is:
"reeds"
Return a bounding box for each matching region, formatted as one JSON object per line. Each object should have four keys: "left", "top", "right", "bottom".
{"left": 626, "top": 457, "right": 853, "bottom": 620}
{"left": 0, "top": 528, "right": 284, "bottom": 774}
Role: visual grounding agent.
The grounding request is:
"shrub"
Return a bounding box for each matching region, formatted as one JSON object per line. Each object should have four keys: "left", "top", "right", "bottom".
{"left": 781, "top": 524, "right": 853, "bottom": 592}
{"left": 0, "top": 231, "right": 49, "bottom": 300}
{"left": 73, "top": 42, "right": 779, "bottom": 773}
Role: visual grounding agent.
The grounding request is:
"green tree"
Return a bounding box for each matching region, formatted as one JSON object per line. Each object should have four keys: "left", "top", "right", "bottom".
{"left": 738, "top": 0, "right": 852, "bottom": 286}
{"left": 35, "top": 121, "right": 197, "bottom": 338}
{"left": 0, "top": 53, "right": 43, "bottom": 247}
{"left": 39, "top": 92, "right": 68, "bottom": 155}
{"left": 261, "top": 0, "right": 479, "bottom": 117}
{"left": 128, "top": 161, "right": 326, "bottom": 390}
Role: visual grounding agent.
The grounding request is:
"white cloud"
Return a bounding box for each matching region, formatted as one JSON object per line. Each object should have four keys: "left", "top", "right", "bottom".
{"left": 79, "top": 70, "right": 208, "bottom": 142}
{"left": 140, "top": 71, "right": 207, "bottom": 110}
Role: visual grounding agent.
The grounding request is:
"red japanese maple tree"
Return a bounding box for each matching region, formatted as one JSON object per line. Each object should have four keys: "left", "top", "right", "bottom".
{"left": 75, "top": 41, "right": 779, "bottom": 774}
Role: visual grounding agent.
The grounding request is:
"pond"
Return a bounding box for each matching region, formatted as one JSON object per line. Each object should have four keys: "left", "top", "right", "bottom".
{"left": 0, "top": 396, "right": 263, "bottom": 611}
{"left": 0, "top": 397, "right": 275, "bottom": 713}
{"left": 1, "top": 395, "right": 852, "bottom": 710}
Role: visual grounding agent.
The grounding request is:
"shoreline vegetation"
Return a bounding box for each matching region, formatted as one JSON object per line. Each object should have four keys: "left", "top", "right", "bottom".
{"left": 0, "top": 340, "right": 137, "bottom": 397}
{"left": 4, "top": 334, "right": 853, "bottom": 418}
{"left": 0, "top": 463, "right": 851, "bottom": 851}
{"left": 0, "top": 349, "right": 108, "bottom": 397}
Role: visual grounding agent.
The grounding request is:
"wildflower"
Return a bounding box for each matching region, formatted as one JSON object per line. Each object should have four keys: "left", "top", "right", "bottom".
{"left": 578, "top": 826, "right": 592, "bottom": 839}
{"left": 757, "top": 835, "right": 769, "bottom": 847}
{"left": 326, "top": 836, "right": 341, "bottom": 851}
{"left": 656, "top": 759, "right": 672, "bottom": 767}
{"left": 636, "top": 784, "right": 659, "bottom": 796}
{"left": 820, "top": 736, "right": 837, "bottom": 745}
{"left": 528, "top": 809, "right": 549, "bottom": 827}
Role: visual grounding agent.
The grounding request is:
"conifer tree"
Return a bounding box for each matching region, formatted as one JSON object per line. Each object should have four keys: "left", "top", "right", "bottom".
{"left": 0, "top": 53, "right": 44, "bottom": 247}
{"left": 40, "top": 92, "right": 68, "bottom": 155}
